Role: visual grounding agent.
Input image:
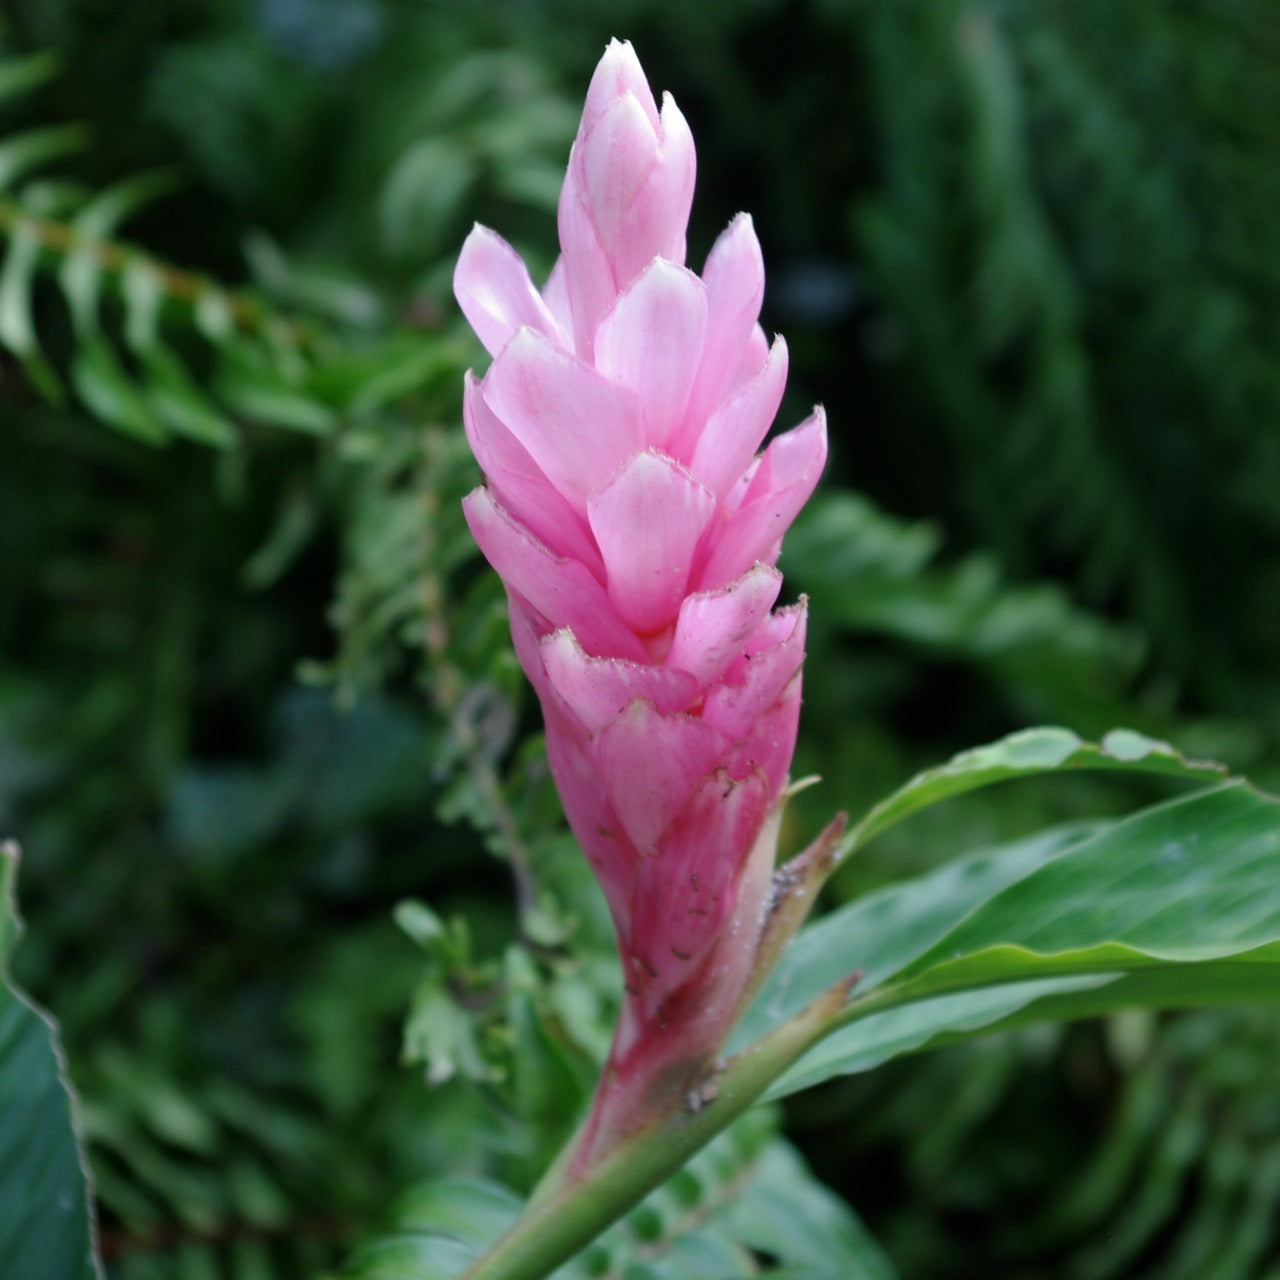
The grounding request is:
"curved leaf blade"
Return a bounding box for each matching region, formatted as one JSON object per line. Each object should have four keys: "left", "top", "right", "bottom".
{"left": 769, "top": 960, "right": 1280, "bottom": 1101}
{"left": 141, "top": 348, "right": 238, "bottom": 449}
{"left": 60, "top": 172, "right": 180, "bottom": 338}
{"left": 0, "top": 124, "right": 85, "bottom": 191}
{"left": 70, "top": 338, "right": 166, "bottom": 444}
{"left": 736, "top": 823, "right": 1098, "bottom": 1050}
{"left": 0, "top": 221, "right": 62, "bottom": 401}
{"left": 0, "top": 844, "right": 103, "bottom": 1280}
{"left": 839, "top": 725, "right": 1226, "bottom": 865}
{"left": 893, "top": 781, "right": 1280, "bottom": 993}
{"left": 757, "top": 780, "right": 1280, "bottom": 1097}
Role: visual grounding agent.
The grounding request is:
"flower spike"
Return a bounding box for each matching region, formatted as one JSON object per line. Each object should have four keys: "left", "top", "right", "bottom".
{"left": 453, "top": 39, "right": 826, "bottom": 1170}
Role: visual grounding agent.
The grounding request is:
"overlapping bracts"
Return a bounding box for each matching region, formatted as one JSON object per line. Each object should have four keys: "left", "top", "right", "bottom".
{"left": 454, "top": 40, "right": 825, "bottom": 1078}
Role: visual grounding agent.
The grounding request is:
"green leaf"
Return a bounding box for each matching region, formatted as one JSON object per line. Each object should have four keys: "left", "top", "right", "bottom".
{"left": 721, "top": 1140, "right": 896, "bottom": 1279}
{"left": 214, "top": 340, "right": 334, "bottom": 435}
{"left": 838, "top": 725, "right": 1225, "bottom": 865}
{"left": 0, "top": 124, "right": 85, "bottom": 191}
{"left": 753, "top": 779, "right": 1280, "bottom": 1098}
{"left": 379, "top": 138, "right": 478, "bottom": 257}
{"left": 389, "top": 1179, "right": 525, "bottom": 1253}
{"left": 893, "top": 780, "right": 1280, "bottom": 992}
{"left": 0, "top": 51, "right": 59, "bottom": 104}
{"left": 60, "top": 172, "right": 179, "bottom": 338}
{"left": 240, "top": 485, "right": 316, "bottom": 587}
{"left": 783, "top": 492, "right": 1144, "bottom": 723}
{"left": 0, "top": 220, "right": 62, "bottom": 400}
{"left": 737, "top": 822, "right": 1093, "bottom": 1052}
{"left": 70, "top": 338, "right": 166, "bottom": 444}
{"left": 72, "top": 170, "right": 180, "bottom": 242}
{"left": 308, "top": 336, "right": 468, "bottom": 416}
{"left": 242, "top": 231, "right": 384, "bottom": 327}
{"left": 192, "top": 287, "right": 235, "bottom": 343}
{"left": 763, "top": 977, "right": 1113, "bottom": 1100}
{"left": 340, "top": 1178, "right": 520, "bottom": 1279}
{"left": 0, "top": 844, "right": 103, "bottom": 1280}
{"left": 141, "top": 348, "right": 238, "bottom": 449}
{"left": 120, "top": 257, "right": 165, "bottom": 352}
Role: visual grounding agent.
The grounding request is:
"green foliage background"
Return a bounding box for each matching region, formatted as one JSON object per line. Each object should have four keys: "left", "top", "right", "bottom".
{"left": 1, "top": 0, "right": 1277, "bottom": 1277}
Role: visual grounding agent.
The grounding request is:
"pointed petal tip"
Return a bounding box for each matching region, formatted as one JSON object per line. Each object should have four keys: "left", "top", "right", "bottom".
{"left": 585, "top": 39, "right": 658, "bottom": 132}
{"left": 454, "top": 228, "right": 564, "bottom": 357}
{"left": 790, "top": 402, "right": 829, "bottom": 448}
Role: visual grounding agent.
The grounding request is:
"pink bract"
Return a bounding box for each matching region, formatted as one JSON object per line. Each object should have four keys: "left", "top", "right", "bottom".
{"left": 454, "top": 38, "right": 826, "bottom": 1164}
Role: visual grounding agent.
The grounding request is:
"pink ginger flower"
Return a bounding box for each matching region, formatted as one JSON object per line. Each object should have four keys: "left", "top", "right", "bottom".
{"left": 454, "top": 39, "right": 826, "bottom": 1163}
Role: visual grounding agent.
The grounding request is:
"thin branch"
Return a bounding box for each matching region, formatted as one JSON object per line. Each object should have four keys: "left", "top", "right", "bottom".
{"left": 0, "top": 197, "right": 306, "bottom": 342}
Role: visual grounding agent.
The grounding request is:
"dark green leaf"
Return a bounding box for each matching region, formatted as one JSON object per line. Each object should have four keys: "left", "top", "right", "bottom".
{"left": 892, "top": 781, "right": 1280, "bottom": 992}
{"left": 70, "top": 338, "right": 166, "bottom": 444}
{"left": 755, "top": 780, "right": 1280, "bottom": 1097}
{"left": 141, "top": 348, "right": 238, "bottom": 449}
{"left": 0, "top": 220, "right": 61, "bottom": 400}
{"left": 737, "top": 822, "right": 1093, "bottom": 1051}
{"left": 309, "top": 336, "right": 468, "bottom": 416}
{"left": 724, "top": 1140, "right": 896, "bottom": 1279}
{"left": 0, "top": 124, "right": 84, "bottom": 191}
{"left": 340, "top": 1179, "right": 519, "bottom": 1279}
{"left": 0, "top": 844, "right": 103, "bottom": 1280}
{"left": 0, "top": 51, "right": 59, "bottom": 104}
{"left": 215, "top": 341, "right": 334, "bottom": 435}
{"left": 838, "top": 725, "right": 1225, "bottom": 865}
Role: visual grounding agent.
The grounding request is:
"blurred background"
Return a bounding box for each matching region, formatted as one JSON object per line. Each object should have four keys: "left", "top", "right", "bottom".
{"left": 1, "top": 0, "right": 1278, "bottom": 1277}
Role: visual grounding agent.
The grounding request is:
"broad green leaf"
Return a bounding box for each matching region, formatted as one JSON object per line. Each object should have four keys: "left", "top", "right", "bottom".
{"left": 838, "top": 725, "right": 1225, "bottom": 866}
{"left": 342, "top": 1233, "right": 484, "bottom": 1280}
{"left": 754, "top": 780, "right": 1280, "bottom": 1097}
{"left": 736, "top": 823, "right": 1097, "bottom": 1051}
{"left": 770, "top": 963, "right": 1280, "bottom": 1103}
{"left": 0, "top": 844, "right": 103, "bottom": 1280}
{"left": 765, "top": 977, "right": 1113, "bottom": 1099}
{"left": 389, "top": 1180, "right": 526, "bottom": 1255}
{"left": 891, "top": 781, "right": 1280, "bottom": 994}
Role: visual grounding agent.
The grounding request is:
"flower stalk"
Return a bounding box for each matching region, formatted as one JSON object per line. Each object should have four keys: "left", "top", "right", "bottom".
{"left": 460, "top": 972, "right": 860, "bottom": 1280}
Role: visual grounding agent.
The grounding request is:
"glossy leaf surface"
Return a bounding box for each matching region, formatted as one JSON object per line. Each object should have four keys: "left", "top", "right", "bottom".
{"left": 0, "top": 845, "right": 101, "bottom": 1280}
